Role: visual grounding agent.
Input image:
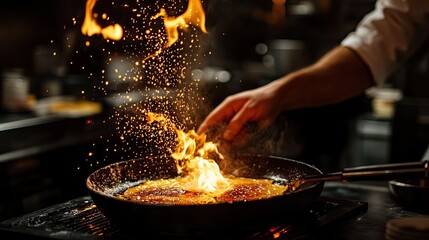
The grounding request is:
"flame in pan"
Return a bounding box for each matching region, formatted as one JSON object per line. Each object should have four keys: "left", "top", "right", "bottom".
{"left": 146, "top": 112, "right": 229, "bottom": 192}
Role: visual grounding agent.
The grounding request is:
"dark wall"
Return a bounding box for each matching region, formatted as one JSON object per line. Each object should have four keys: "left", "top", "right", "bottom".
{"left": 0, "top": 1, "right": 82, "bottom": 74}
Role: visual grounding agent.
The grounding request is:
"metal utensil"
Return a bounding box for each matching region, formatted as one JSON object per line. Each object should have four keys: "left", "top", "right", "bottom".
{"left": 289, "top": 161, "right": 429, "bottom": 192}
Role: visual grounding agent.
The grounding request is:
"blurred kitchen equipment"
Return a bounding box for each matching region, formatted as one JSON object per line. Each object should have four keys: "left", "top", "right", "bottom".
{"left": 386, "top": 217, "right": 429, "bottom": 240}
{"left": 366, "top": 87, "right": 403, "bottom": 119}
{"left": 261, "top": 39, "right": 310, "bottom": 78}
{"left": 33, "top": 96, "right": 102, "bottom": 118}
{"left": 33, "top": 45, "right": 67, "bottom": 98}
{"left": 1, "top": 68, "right": 32, "bottom": 112}
{"left": 389, "top": 178, "right": 429, "bottom": 213}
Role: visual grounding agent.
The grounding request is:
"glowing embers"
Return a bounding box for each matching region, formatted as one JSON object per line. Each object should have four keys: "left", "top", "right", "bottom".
{"left": 79, "top": 0, "right": 209, "bottom": 171}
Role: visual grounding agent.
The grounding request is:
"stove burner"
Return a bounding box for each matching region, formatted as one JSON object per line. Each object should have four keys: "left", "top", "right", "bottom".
{"left": 0, "top": 196, "right": 367, "bottom": 239}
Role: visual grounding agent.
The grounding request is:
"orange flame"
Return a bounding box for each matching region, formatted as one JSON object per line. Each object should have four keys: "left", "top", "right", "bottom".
{"left": 146, "top": 112, "right": 229, "bottom": 192}
{"left": 81, "top": 0, "right": 123, "bottom": 41}
{"left": 152, "top": 0, "right": 207, "bottom": 48}
{"left": 172, "top": 130, "right": 229, "bottom": 191}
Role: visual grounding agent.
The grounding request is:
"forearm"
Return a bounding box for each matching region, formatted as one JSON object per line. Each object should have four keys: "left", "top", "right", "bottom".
{"left": 270, "top": 46, "right": 375, "bottom": 111}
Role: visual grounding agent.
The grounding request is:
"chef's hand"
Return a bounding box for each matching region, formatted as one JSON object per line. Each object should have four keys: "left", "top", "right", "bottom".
{"left": 197, "top": 83, "right": 283, "bottom": 141}
{"left": 198, "top": 47, "right": 375, "bottom": 141}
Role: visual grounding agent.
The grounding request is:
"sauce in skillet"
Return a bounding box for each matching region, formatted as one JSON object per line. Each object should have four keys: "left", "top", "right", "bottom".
{"left": 117, "top": 175, "right": 290, "bottom": 205}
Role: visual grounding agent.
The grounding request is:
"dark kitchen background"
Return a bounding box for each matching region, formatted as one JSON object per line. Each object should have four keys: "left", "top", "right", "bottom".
{"left": 1, "top": 0, "right": 429, "bottom": 222}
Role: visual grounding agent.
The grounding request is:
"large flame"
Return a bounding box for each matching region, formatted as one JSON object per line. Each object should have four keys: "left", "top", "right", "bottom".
{"left": 81, "top": 0, "right": 123, "bottom": 41}
{"left": 146, "top": 112, "right": 229, "bottom": 192}
{"left": 81, "top": 0, "right": 207, "bottom": 59}
{"left": 153, "top": 0, "right": 208, "bottom": 48}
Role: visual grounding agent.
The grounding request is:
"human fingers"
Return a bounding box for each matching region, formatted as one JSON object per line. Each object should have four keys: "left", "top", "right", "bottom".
{"left": 222, "top": 101, "right": 256, "bottom": 140}
{"left": 223, "top": 97, "right": 281, "bottom": 141}
{"left": 216, "top": 127, "right": 250, "bottom": 152}
{"left": 197, "top": 107, "right": 229, "bottom": 135}
{"left": 258, "top": 116, "right": 276, "bottom": 129}
{"left": 197, "top": 97, "right": 247, "bottom": 135}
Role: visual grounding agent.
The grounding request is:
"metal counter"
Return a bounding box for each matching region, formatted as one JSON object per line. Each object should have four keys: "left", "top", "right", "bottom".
{"left": 0, "top": 112, "right": 108, "bottom": 163}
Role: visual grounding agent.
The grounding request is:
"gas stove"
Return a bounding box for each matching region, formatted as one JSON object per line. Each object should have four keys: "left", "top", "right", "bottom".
{"left": 0, "top": 195, "right": 367, "bottom": 239}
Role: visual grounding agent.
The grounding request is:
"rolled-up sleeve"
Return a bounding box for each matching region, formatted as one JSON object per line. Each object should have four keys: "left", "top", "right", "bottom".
{"left": 341, "top": 0, "right": 429, "bottom": 86}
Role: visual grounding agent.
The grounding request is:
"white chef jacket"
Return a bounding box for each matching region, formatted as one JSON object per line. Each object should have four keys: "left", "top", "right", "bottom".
{"left": 341, "top": 0, "right": 429, "bottom": 86}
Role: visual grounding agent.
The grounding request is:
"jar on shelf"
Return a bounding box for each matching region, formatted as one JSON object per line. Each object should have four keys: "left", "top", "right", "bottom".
{"left": 1, "top": 68, "right": 32, "bottom": 112}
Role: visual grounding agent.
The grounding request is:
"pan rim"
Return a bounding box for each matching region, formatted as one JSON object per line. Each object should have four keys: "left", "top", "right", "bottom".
{"left": 389, "top": 179, "right": 429, "bottom": 189}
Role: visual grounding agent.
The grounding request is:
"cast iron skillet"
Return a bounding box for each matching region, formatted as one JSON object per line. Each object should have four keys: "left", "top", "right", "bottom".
{"left": 86, "top": 154, "right": 324, "bottom": 235}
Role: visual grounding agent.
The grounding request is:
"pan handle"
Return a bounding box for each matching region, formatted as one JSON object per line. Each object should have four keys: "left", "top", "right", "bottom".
{"left": 301, "top": 161, "right": 429, "bottom": 183}
{"left": 343, "top": 161, "right": 429, "bottom": 173}
{"left": 341, "top": 160, "right": 429, "bottom": 181}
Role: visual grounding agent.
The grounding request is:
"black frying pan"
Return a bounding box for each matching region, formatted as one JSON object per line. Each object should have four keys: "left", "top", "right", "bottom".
{"left": 86, "top": 154, "right": 324, "bottom": 235}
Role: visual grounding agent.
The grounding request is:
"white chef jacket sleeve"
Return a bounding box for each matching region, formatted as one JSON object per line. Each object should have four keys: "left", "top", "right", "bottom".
{"left": 341, "top": 0, "right": 429, "bottom": 86}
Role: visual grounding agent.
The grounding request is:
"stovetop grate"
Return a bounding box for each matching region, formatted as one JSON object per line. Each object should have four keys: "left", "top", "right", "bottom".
{"left": 0, "top": 195, "right": 367, "bottom": 240}
{"left": 61, "top": 203, "right": 119, "bottom": 236}
{"left": 0, "top": 197, "right": 120, "bottom": 239}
